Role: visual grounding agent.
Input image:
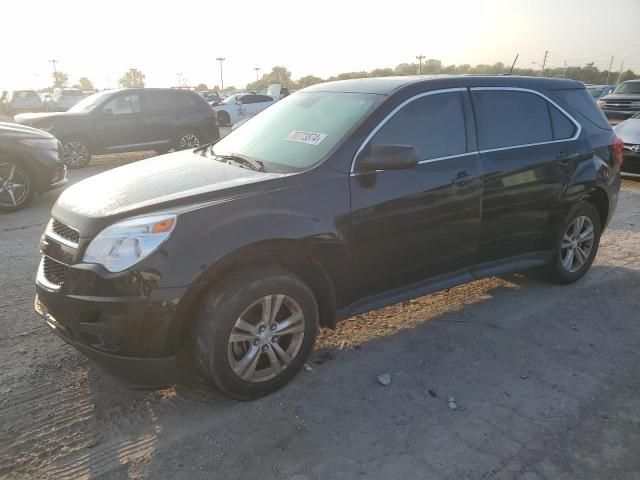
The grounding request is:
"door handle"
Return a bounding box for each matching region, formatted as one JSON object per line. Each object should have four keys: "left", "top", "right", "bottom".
{"left": 451, "top": 170, "right": 476, "bottom": 187}
{"left": 555, "top": 152, "right": 580, "bottom": 165}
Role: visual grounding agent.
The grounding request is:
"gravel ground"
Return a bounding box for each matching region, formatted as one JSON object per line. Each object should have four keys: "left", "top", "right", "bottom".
{"left": 1, "top": 153, "right": 640, "bottom": 479}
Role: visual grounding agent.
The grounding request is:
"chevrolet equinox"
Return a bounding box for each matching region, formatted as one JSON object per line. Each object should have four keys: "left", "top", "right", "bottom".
{"left": 35, "top": 76, "right": 622, "bottom": 400}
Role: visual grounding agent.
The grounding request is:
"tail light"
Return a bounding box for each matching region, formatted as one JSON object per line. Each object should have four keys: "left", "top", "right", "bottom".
{"left": 210, "top": 107, "right": 218, "bottom": 121}
{"left": 613, "top": 135, "right": 624, "bottom": 167}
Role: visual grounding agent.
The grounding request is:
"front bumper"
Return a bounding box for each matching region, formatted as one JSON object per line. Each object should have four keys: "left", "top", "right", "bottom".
{"left": 622, "top": 150, "right": 640, "bottom": 174}
{"left": 36, "top": 295, "right": 177, "bottom": 386}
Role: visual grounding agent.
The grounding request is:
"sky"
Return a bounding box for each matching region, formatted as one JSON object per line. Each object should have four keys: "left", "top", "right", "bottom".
{"left": 3, "top": 0, "right": 640, "bottom": 91}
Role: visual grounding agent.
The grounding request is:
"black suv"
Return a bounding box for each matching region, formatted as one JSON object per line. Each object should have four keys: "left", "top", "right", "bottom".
{"left": 35, "top": 76, "right": 621, "bottom": 399}
{"left": 14, "top": 88, "right": 220, "bottom": 168}
{"left": 0, "top": 122, "right": 66, "bottom": 212}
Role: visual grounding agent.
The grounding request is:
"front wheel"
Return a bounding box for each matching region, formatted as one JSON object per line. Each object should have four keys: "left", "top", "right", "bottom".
{"left": 194, "top": 267, "right": 319, "bottom": 400}
{"left": 548, "top": 202, "right": 601, "bottom": 284}
{"left": 62, "top": 139, "right": 91, "bottom": 168}
{"left": 0, "top": 161, "right": 33, "bottom": 212}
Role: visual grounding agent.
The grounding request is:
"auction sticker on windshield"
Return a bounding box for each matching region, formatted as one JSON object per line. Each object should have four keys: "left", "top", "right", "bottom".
{"left": 286, "top": 131, "right": 328, "bottom": 146}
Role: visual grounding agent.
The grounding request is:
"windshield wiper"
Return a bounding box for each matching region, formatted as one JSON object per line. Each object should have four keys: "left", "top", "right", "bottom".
{"left": 215, "top": 152, "right": 265, "bottom": 172}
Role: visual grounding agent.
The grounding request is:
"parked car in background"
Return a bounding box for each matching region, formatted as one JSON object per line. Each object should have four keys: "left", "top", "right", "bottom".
{"left": 586, "top": 84, "right": 614, "bottom": 100}
{"left": 34, "top": 76, "right": 621, "bottom": 399}
{"left": 2, "top": 90, "right": 44, "bottom": 116}
{"left": 213, "top": 85, "right": 284, "bottom": 126}
{"left": 45, "top": 88, "right": 86, "bottom": 112}
{"left": 0, "top": 122, "right": 67, "bottom": 212}
{"left": 14, "top": 88, "right": 220, "bottom": 168}
{"left": 597, "top": 80, "right": 640, "bottom": 121}
{"left": 614, "top": 112, "right": 640, "bottom": 174}
{"left": 198, "top": 90, "right": 222, "bottom": 105}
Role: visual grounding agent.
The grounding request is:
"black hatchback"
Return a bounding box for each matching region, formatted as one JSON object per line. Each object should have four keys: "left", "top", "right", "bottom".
{"left": 35, "top": 76, "right": 621, "bottom": 399}
{"left": 14, "top": 88, "right": 220, "bottom": 168}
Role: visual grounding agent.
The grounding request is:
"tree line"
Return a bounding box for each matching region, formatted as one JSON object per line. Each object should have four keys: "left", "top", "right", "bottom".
{"left": 41, "top": 60, "right": 639, "bottom": 95}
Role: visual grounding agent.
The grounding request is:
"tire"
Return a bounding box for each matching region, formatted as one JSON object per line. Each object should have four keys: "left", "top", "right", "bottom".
{"left": 62, "top": 138, "right": 91, "bottom": 168}
{"left": 176, "top": 130, "right": 202, "bottom": 151}
{"left": 217, "top": 111, "right": 230, "bottom": 127}
{"left": 194, "top": 267, "right": 319, "bottom": 400}
{"left": 0, "top": 161, "right": 33, "bottom": 212}
{"left": 548, "top": 202, "right": 601, "bottom": 284}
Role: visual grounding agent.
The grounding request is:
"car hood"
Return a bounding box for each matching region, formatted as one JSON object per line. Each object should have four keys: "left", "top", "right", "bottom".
{"left": 53, "top": 149, "right": 285, "bottom": 235}
{"left": 0, "top": 121, "right": 55, "bottom": 139}
{"left": 614, "top": 118, "right": 640, "bottom": 144}
{"left": 13, "top": 111, "right": 84, "bottom": 124}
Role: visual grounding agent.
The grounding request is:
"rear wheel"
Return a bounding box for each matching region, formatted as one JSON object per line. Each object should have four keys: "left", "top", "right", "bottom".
{"left": 194, "top": 267, "right": 319, "bottom": 400}
{"left": 0, "top": 161, "right": 33, "bottom": 212}
{"left": 217, "top": 111, "right": 230, "bottom": 127}
{"left": 176, "top": 131, "right": 201, "bottom": 150}
{"left": 62, "top": 138, "right": 91, "bottom": 168}
{"left": 548, "top": 202, "right": 601, "bottom": 284}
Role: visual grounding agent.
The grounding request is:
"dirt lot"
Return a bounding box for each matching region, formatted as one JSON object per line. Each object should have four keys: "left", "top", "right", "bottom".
{"left": 1, "top": 154, "right": 640, "bottom": 479}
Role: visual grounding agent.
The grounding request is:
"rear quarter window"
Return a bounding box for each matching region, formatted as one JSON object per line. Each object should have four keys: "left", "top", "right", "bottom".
{"left": 170, "top": 92, "right": 203, "bottom": 111}
{"left": 551, "top": 88, "right": 610, "bottom": 130}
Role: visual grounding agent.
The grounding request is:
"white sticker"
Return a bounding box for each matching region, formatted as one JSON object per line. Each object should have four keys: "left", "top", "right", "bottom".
{"left": 286, "top": 130, "right": 328, "bottom": 146}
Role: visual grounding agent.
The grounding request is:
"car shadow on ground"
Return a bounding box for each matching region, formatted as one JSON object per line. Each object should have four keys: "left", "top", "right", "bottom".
{"left": 4, "top": 262, "right": 640, "bottom": 479}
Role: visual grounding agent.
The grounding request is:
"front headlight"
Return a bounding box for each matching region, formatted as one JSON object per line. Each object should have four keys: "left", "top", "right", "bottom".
{"left": 597, "top": 99, "right": 605, "bottom": 107}
{"left": 83, "top": 214, "right": 177, "bottom": 272}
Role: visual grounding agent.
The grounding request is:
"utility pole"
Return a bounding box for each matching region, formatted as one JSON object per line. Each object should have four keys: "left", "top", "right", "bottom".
{"left": 253, "top": 67, "right": 260, "bottom": 82}
{"left": 176, "top": 72, "right": 182, "bottom": 88}
{"left": 49, "top": 59, "right": 58, "bottom": 74}
{"left": 416, "top": 55, "right": 425, "bottom": 75}
{"left": 605, "top": 56, "right": 615, "bottom": 85}
{"left": 540, "top": 50, "right": 549, "bottom": 76}
{"left": 216, "top": 57, "right": 226, "bottom": 92}
{"left": 616, "top": 60, "right": 625, "bottom": 84}
{"left": 563, "top": 60, "right": 567, "bottom": 78}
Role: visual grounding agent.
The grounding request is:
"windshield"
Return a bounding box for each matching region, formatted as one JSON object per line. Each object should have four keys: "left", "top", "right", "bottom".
{"left": 587, "top": 86, "right": 605, "bottom": 98}
{"left": 613, "top": 82, "right": 640, "bottom": 95}
{"left": 68, "top": 90, "right": 115, "bottom": 112}
{"left": 209, "top": 91, "right": 383, "bottom": 172}
{"left": 221, "top": 94, "right": 240, "bottom": 104}
{"left": 62, "top": 89, "right": 84, "bottom": 96}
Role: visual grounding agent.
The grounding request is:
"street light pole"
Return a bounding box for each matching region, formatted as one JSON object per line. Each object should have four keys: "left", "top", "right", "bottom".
{"left": 416, "top": 55, "right": 425, "bottom": 75}
{"left": 49, "top": 59, "right": 58, "bottom": 74}
{"left": 216, "top": 57, "right": 226, "bottom": 92}
{"left": 253, "top": 67, "right": 260, "bottom": 82}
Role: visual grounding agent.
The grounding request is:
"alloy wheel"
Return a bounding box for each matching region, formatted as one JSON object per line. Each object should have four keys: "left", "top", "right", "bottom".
{"left": 179, "top": 133, "right": 200, "bottom": 149}
{"left": 227, "top": 294, "right": 306, "bottom": 383}
{"left": 0, "top": 163, "right": 30, "bottom": 208}
{"left": 62, "top": 141, "right": 89, "bottom": 167}
{"left": 561, "top": 215, "right": 595, "bottom": 273}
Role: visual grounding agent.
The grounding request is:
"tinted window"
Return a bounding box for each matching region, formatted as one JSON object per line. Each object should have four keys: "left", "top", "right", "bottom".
{"left": 240, "top": 95, "right": 258, "bottom": 104}
{"left": 174, "top": 92, "right": 199, "bottom": 109}
{"left": 369, "top": 92, "right": 468, "bottom": 160}
{"left": 103, "top": 94, "right": 140, "bottom": 115}
{"left": 473, "top": 90, "right": 552, "bottom": 150}
{"left": 548, "top": 103, "right": 576, "bottom": 140}
{"left": 145, "top": 91, "right": 173, "bottom": 112}
{"left": 552, "top": 88, "right": 610, "bottom": 130}
{"left": 254, "top": 95, "right": 273, "bottom": 103}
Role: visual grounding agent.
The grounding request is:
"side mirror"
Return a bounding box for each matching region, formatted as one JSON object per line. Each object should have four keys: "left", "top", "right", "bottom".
{"left": 356, "top": 144, "right": 418, "bottom": 173}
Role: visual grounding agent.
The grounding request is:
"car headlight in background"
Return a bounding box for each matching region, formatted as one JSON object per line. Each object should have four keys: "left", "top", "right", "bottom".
{"left": 83, "top": 214, "right": 177, "bottom": 272}
{"left": 597, "top": 99, "right": 605, "bottom": 107}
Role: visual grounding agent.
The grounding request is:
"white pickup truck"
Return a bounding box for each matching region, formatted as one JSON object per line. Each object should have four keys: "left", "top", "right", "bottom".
{"left": 213, "top": 84, "right": 288, "bottom": 126}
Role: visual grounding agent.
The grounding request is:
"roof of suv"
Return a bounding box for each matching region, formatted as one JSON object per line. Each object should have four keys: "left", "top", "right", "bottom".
{"left": 303, "top": 75, "right": 584, "bottom": 95}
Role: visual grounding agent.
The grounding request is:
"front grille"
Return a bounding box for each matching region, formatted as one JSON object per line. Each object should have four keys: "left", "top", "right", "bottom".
{"left": 603, "top": 101, "right": 633, "bottom": 111}
{"left": 42, "top": 256, "right": 69, "bottom": 286}
{"left": 50, "top": 219, "right": 79, "bottom": 244}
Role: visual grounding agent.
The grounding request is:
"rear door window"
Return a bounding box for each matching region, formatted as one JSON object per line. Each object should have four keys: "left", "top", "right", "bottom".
{"left": 548, "top": 103, "right": 576, "bottom": 140}
{"left": 145, "top": 91, "right": 174, "bottom": 112}
{"left": 369, "top": 92, "right": 468, "bottom": 160}
{"left": 472, "top": 90, "right": 553, "bottom": 150}
{"left": 551, "top": 88, "right": 610, "bottom": 130}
